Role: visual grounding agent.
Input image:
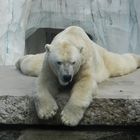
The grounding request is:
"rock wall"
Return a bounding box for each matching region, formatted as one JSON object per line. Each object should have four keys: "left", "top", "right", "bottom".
{"left": 1, "top": 0, "right": 140, "bottom": 65}
{"left": 0, "top": 0, "right": 32, "bottom": 65}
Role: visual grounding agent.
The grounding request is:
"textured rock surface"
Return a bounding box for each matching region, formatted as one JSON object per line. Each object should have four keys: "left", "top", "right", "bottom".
{"left": 0, "top": 0, "right": 32, "bottom": 65}
{"left": 0, "top": 96, "right": 38, "bottom": 124}
{"left": 0, "top": 66, "right": 140, "bottom": 125}
{"left": 1, "top": 0, "right": 140, "bottom": 64}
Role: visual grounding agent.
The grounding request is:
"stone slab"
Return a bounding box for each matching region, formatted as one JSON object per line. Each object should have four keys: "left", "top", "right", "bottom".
{"left": 0, "top": 66, "right": 140, "bottom": 125}
{"left": 98, "top": 70, "right": 140, "bottom": 99}
{"left": 0, "top": 66, "right": 36, "bottom": 96}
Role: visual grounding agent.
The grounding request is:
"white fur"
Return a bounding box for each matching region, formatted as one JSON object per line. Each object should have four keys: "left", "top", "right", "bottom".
{"left": 16, "top": 53, "right": 45, "bottom": 76}
{"left": 16, "top": 26, "right": 140, "bottom": 126}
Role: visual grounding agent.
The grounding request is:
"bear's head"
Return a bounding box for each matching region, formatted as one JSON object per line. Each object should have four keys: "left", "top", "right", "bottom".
{"left": 45, "top": 41, "right": 83, "bottom": 86}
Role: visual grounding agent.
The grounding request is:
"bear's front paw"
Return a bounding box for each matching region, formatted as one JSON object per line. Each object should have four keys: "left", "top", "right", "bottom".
{"left": 61, "top": 104, "right": 84, "bottom": 126}
{"left": 36, "top": 99, "right": 58, "bottom": 120}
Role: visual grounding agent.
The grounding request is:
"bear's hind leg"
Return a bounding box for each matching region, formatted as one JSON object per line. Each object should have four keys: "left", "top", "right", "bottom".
{"left": 132, "top": 54, "right": 140, "bottom": 68}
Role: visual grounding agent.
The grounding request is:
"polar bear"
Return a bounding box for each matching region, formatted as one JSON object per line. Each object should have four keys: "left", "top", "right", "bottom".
{"left": 16, "top": 26, "right": 140, "bottom": 126}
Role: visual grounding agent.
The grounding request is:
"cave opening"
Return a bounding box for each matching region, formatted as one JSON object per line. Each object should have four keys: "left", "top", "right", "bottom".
{"left": 25, "top": 28, "right": 93, "bottom": 54}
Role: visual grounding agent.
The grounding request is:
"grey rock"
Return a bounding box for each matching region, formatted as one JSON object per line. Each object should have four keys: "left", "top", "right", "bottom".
{"left": 0, "top": 96, "right": 38, "bottom": 124}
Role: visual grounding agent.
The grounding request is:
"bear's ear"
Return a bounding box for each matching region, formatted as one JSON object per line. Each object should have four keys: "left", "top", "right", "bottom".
{"left": 79, "top": 46, "right": 84, "bottom": 53}
{"left": 45, "top": 44, "right": 52, "bottom": 53}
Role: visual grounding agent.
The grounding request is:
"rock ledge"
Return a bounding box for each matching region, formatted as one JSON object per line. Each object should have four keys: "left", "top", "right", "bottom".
{"left": 0, "top": 66, "right": 140, "bottom": 125}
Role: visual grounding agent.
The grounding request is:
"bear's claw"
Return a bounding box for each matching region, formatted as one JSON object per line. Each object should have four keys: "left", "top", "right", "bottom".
{"left": 61, "top": 104, "right": 84, "bottom": 126}
{"left": 36, "top": 101, "right": 58, "bottom": 120}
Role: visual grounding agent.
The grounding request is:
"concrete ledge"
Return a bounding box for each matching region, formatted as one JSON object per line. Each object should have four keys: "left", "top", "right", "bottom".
{"left": 0, "top": 66, "right": 140, "bottom": 125}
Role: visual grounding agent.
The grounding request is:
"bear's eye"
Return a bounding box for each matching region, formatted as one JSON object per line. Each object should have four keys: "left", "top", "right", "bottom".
{"left": 72, "top": 61, "right": 76, "bottom": 65}
{"left": 57, "top": 61, "right": 62, "bottom": 65}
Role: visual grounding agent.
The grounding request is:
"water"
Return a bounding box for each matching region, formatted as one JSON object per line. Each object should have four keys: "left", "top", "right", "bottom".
{"left": 0, "top": 126, "right": 140, "bottom": 140}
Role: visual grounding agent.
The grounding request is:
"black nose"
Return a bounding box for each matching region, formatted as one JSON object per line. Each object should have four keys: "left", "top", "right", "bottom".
{"left": 63, "top": 75, "right": 72, "bottom": 82}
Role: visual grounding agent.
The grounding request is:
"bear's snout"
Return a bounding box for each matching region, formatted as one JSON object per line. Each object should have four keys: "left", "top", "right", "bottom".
{"left": 63, "top": 75, "right": 72, "bottom": 82}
